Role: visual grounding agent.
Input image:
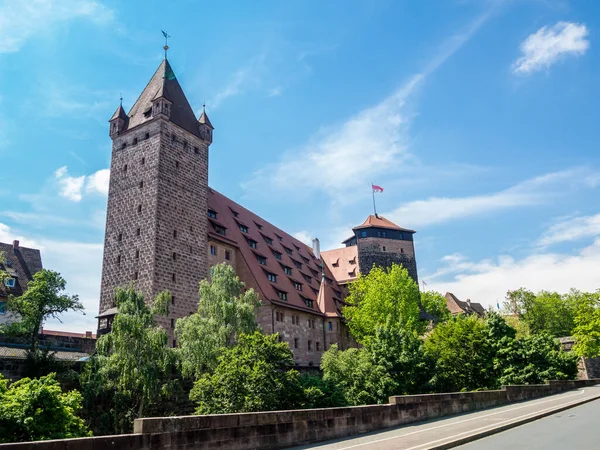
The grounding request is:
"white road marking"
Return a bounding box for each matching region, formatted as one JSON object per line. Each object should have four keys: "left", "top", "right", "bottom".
{"left": 332, "top": 389, "right": 594, "bottom": 450}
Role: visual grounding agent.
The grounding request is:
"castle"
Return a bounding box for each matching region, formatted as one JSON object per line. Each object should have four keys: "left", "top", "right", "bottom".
{"left": 97, "top": 57, "right": 419, "bottom": 366}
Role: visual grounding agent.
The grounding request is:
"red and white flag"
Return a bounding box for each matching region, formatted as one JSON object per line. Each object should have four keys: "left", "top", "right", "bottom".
{"left": 372, "top": 184, "right": 384, "bottom": 193}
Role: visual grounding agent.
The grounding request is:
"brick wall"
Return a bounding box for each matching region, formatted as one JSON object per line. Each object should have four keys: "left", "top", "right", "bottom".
{"left": 3, "top": 379, "right": 597, "bottom": 450}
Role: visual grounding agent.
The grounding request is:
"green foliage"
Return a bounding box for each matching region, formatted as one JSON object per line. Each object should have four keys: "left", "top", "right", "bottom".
{"left": 343, "top": 264, "right": 421, "bottom": 344}
{"left": 176, "top": 263, "right": 261, "bottom": 379}
{"left": 321, "top": 345, "right": 396, "bottom": 405}
{"left": 190, "top": 332, "right": 301, "bottom": 414}
{"left": 496, "top": 333, "right": 578, "bottom": 385}
{"left": 0, "top": 251, "right": 8, "bottom": 285}
{"left": 0, "top": 373, "right": 90, "bottom": 443}
{"left": 572, "top": 290, "right": 600, "bottom": 357}
{"left": 505, "top": 288, "right": 576, "bottom": 338}
{"left": 420, "top": 290, "right": 451, "bottom": 322}
{"left": 424, "top": 315, "right": 495, "bottom": 392}
{"left": 298, "top": 374, "right": 346, "bottom": 409}
{"left": 6, "top": 270, "right": 83, "bottom": 353}
{"left": 81, "top": 287, "right": 178, "bottom": 434}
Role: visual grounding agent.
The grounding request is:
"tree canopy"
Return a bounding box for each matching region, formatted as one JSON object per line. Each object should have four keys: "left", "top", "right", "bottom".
{"left": 572, "top": 290, "right": 600, "bottom": 358}
{"left": 175, "top": 263, "right": 261, "bottom": 379}
{"left": 0, "top": 373, "right": 90, "bottom": 443}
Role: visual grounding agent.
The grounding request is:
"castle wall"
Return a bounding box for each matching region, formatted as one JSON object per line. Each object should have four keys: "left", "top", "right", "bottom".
{"left": 357, "top": 237, "right": 418, "bottom": 284}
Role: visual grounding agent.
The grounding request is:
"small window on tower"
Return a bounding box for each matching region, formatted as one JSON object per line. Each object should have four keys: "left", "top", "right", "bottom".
{"left": 139, "top": 181, "right": 144, "bottom": 188}
{"left": 123, "top": 164, "right": 128, "bottom": 173}
{"left": 117, "top": 233, "right": 123, "bottom": 242}
{"left": 172, "top": 252, "right": 177, "bottom": 261}
{"left": 175, "top": 161, "right": 179, "bottom": 169}
{"left": 144, "top": 132, "right": 150, "bottom": 139}
{"left": 143, "top": 108, "right": 151, "bottom": 118}
{"left": 135, "top": 250, "right": 140, "bottom": 259}
{"left": 141, "top": 157, "right": 145, "bottom": 165}
{"left": 172, "top": 273, "right": 176, "bottom": 282}
{"left": 134, "top": 271, "right": 139, "bottom": 280}
{"left": 117, "top": 255, "right": 121, "bottom": 265}
{"left": 361, "top": 231, "right": 367, "bottom": 238}
{"left": 225, "top": 250, "right": 230, "bottom": 260}
{"left": 121, "top": 142, "right": 127, "bottom": 150}
{"left": 400, "top": 248, "right": 404, "bottom": 253}
{"left": 171, "top": 295, "right": 175, "bottom": 305}
{"left": 194, "top": 147, "right": 200, "bottom": 154}
{"left": 137, "top": 205, "right": 142, "bottom": 213}
{"left": 294, "top": 338, "right": 298, "bottom": 349}
{"left": 136, "top": 228, "right": 141, "bottom": 236}
{"left": 173, "top": 230, "right": 177, "bottom": 238}
{"left": 133, "top": 137, "right": 138, "bottom": 145}
{"left": 171, "top": 134, "right": 176, "bottom": 143}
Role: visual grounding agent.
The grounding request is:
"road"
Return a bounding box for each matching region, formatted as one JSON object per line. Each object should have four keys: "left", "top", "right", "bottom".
{"left": 456, "top": 397, "right": 600, "bottom": 449}
{"left": 290, "top": 386, "right": 600, "bottom": 450}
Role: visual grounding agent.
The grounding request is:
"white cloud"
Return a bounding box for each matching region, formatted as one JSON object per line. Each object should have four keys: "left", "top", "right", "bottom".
{"left": 243, "top": 6, "right": 499, "bottom": 202}
{"left": 538, "top": 213, "right": 600, "bottom": 247}
{"left": 54, "top": 166, "right": 110, "bottom": 202}
{"left": 0, "top": 0, "right": 113, "bottom": 54}
{"left": 211, "top": 52, "right": 268, "bottom": 108}
{"left": 513, "top": 22, "right": 589, "bottom": 74}
{"left": 385, "top": 168, "right": 596, "bottom": 228}
{"left": 85, "top": 169, "right": 110, "bottom": 196}
{"left": 293, "top": 231, "right": 313, "bottom": 246}
{"left": 0, "top": 222, "right": 102, "bottom": 332}
{"left": 426, "top": 238, "right": 600, "bottom": 310}
{"left": 55, "top": 166, "right": 85, "bottom": 202}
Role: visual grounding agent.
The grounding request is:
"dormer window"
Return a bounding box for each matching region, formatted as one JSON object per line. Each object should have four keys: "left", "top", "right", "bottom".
{"left": 266, "top": 272, "right": 277, "bottom": 283}
{"left": 292, "top": 281, "right": 303, "bottom": 291}
{"left": 281, "top": 265, "right": 292, "bottom": 276}
{"left": 213, "top": 224, "right": 227, "bottom": 236}
{"left": 271, "top": 249, "right": 282, "bottom": 260}
{"left": 303, "top": 298, "right": 314, "bottom": 308}
{"left": 302, "top": 274, "right": 312, "bottom": 284}
{"left": 277, "top": 290, "right": 288, "bottom": 301}
{"left": 5, "top": 278, "right": 16, "bottom": 288}
{"left": 275, "top": 233, "right": 283, "bottom": 242}
{"left": 238, "top": 224, "right": 249, "bottom": 233}
{"left": 143, "top": 108, "right": 151, "bottom": 118}
{"left": 254, "top": 222, "right": 263, "bottom": 230}
{"left": 247, "top": 239, "right": 258, "bottom": 249}
{"left": 207, "top": 210, "right": 217, "bottom": 219}
{"left": 256, "top": 255, "right": 267, "bottom": 266}
{"left": 292, "top": 259, "right": 302, "bottom": 270}
{"left": 283, "top": 246, "right": 293, "bottom": 256}
{"left": 262, "top": 234, "right": 273, "bottom": 245}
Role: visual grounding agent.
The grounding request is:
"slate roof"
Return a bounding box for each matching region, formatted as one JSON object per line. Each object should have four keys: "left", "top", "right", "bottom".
{"left": 0, "top": 241, "right": 43, "bottom": 299}
{"left": 124, "top": 59, "right": 202, "bottom": 138}
{"left": 353, "top": 214, "right": 416, "bottom": 233}
{"left": 445, "top": 292, "right": 486, "bottom": 317}
{"left": 207, "top": 189, "right": 347, "bottom": 316}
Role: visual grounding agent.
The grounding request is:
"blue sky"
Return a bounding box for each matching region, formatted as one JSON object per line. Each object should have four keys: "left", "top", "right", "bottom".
{"left": 1, "top": 0, "right": 600, "bottom": 331}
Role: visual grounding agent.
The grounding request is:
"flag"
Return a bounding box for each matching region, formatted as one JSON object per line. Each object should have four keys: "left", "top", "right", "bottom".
{"left": 422, "top": 280, "right": 427, "bottom": 287}
{"left": 162, "top": 30, "right": 170, "bottom": 38}
{"left": 372, "top": 184, "right": 384, "bottom": 193}
{"left": 496, "top": 302, "right": 500, "bottom": 310}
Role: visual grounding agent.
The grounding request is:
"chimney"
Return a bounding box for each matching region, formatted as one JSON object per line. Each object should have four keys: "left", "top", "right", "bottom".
{"left": 312, "top": 237, "right": 321, "bottom": 261}
{"left": 12, "top": 240, "right": 19, "bottom": 251}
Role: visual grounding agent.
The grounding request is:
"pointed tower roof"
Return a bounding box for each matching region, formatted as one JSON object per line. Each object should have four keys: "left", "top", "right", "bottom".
{"left": 126, "top": 59, "right": 201, "bottom": 137}
{"left": 353, "top": 215, "right": 415, "bottom": 233}
{"left": 316, "top": 277, "right": 342, "bottom": 317}
{"left": 109, "top": 104, "right": 128, "bottom": 122}
{"left": 198, "top": 109, "right": 214, "bottom": 129}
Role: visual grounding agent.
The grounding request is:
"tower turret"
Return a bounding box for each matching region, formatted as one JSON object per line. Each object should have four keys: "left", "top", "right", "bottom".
{"left": 108, "top": 103, "right": 128, "bottom": 137}
{"left": 198, "top": 106, "right": 213, "bottom": 144}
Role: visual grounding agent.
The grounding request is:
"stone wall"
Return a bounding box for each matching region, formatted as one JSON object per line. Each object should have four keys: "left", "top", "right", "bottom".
{"left": 357, "top": 240, "right": 419, "bottom": 284}
{"left": 2, "top": 379, "right": 597, "bottom": 450}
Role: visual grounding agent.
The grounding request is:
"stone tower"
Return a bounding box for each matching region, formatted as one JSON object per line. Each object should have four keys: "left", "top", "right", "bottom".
{"left": 98, "top": 58, "right": 213, "bottom": 344}
{"left": 349, "top": 215, "right": 418, "bottom": 284}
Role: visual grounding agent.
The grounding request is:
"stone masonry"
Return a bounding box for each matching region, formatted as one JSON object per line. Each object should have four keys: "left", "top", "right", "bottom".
{"left": 357, "top": 236, "right": 419, "bottom": 284}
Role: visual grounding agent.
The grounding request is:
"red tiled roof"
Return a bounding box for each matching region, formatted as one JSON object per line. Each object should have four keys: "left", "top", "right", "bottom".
{"left": 41, "top": 329, "right": 97, "bottom": 339}
{"left": 445, "top": 292, "right": 485, "bottom": 317}
{"left": 321, "top": 246, "right": 360, "bottom": 285}
{"left": 353, "top": 215, "right": 415, "bottom": 233}
{"left": 207, "top": 189, "right": 345, "bottom": 317}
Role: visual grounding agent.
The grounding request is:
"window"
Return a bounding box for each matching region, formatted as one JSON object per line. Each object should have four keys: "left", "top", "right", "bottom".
{"left": 247, "top": 239, "right": 258, "bottom": 249}
{"left": 123, "top": 164, "right": 128, "bottom": 173}
{"left": 171, "top": 295, "right": 175, "bottom": 305}
{"left": 361, "top": 231, "right": 367, "bottom": 237}
{"left": 213, "top": 224, "right": 226, "bottom": 236}
{"left": 272, "top": 250, "right": 282, "bottom": 260}
{"left": 311, "top": 287, "right": 319, "bottom": 296}
{"left": 304, "top": 298, "right": 313, "bottom": 308}
{"left": 230, "top": 208, "right": 239, "bottom": 217}
{"left": 141, "top": 157, "right": 146, "bottom": 164}
{"left": 400, "top": 248, "right": 404, "bottom": 254}
{"left": 144, "top": 132, "right": 150, "bottom": 140}
{"left": 302, "top": 274, "right": 312, "bottom": 284}
{"left": 382, "top": 231, "right": 387, "bottom": 238}
{"left": 121, "top": 142, "right": 127, "bottom": 150}
{"left": 277, "top": 291, "right": 288, "bottom": 301}
{"left": 383, "top": 246, "right": 387, "bottom": 252}
{"left": 172, "top": 273, "right": 176, "bottom": 282}
{"left": 143, "top": 109, "right": 151, "bottom": 118}
{"left": 137, "top": 204, "right": 142, "bottom": 213}
{"left": 262, "top": 235, "right": 273, "bottom": 245}
{"left": 349, "top": 257, "right": 356, "bottom": 265}
{"left": 172, "top": 252, "right": 177, "bottom": 261}
{"left": 194, "top": 147, "right": 200, "bottom": 154}
{"left": 225, "top": 250, "right": 231, "bottom": 260}
{"left": 292, "top": 260, "right": 302, "bottom": 270}
{"left": 133, "top": 271, "right": 139, "bottom": 280}
{"left": 257, "top": 255, "right": 267, "bottom": 266}
{"left": 171, "top": 319, "right": 175, "bottom": 328}
{"left": 183, "top": 140, "right": 188, "bottom": 149}
{"left": 210, "top": 245, "right": 216, "bottom": 256}
{"left": 133, "top": 137, "right": 138, "bottom": 145}
{"left": 173, "top": 229, "right": 177, "bottom": 238}
{"left": 238, "top": 224, "right": 249, "bottom": 233}
{"left": 308, "top": 340, "right": 312, "bottom": 351}
{"left": 139, "top": 181, "right": 144, "bottom": 188}
{"left": 294, "top": 338, "right": 298, "bottom": 349}
{"left": 276, "top": 311, "right": 284, "bottom": 322}
{"left": 275, "top": 233, "right": 283, "bottom": 241}
{"left": 135, "top": 250, "right": 140, "bottom": 259}
{"left": 175, "top": 161, "right": 179, "bottom": 169}
{"left": 171, "top": 134, "right": 176, "bottom": 143}
{"left": 310, "top": 268, "right": 319, "bottom": 277}
{"left": 4, "top": 278, "right": 16, "bottom": 289}
{"left": 328, "top": 321, "right": 333, "bottom": 331}
{"left": 283, "top": 246, "right": 293, "bottom": 255}
{"left": 300, "top": 255, "right": 309, "bottom": 263}
{"left": 207, "top": 210, "right": 217, "bottom": 219}
{"left": 117, "top": 233, "right": 123, "bottom": 242}
{"left": 117, "top": 255, "right": 121, "bottom": 265}
{"left": 254, "top": 222, "right": 263, "bottom": 230}
{"left": 267, "top": 272, "right": 277, "bottom": 283}
{"left": 398, "top": 233, "right": 403, "bottom": 240}
{"left": 136, "top": 228, "right": 141, "bottom": 236}
{"left": 172, "top": 340, "right": 177, "bottom": 348}
{"left": 293, "top": 281, "right": 302, "bottom": 291}
{"left": 316, "top": 342, "right": 320, "bottom": 352}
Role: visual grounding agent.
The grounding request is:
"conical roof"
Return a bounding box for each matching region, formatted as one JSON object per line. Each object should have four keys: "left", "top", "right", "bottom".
{"left": 353, "top": 215, "right": 415, "bottom": 233}
{"left": 126, "top": 59, "right": 201, "bottom": 137}
{"left": 198, "top": 110, "right": 214, "bottom": 129}
{"left": 109, "top": 104, "right": 128, "bottom": 122}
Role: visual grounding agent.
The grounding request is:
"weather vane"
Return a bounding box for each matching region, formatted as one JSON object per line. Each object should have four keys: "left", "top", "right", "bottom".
{"left": 161, "top": 30, "right": 171, "bottom": 58}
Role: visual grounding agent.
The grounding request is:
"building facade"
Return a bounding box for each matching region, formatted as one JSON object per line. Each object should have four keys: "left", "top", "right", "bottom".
{"left": 98, "top": 57, "right": 419, "bottom": 366}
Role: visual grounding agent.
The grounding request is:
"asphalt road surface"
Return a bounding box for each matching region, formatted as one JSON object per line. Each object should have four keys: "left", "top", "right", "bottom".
{"left": 290, "top": 386, "right": 600, "bottom": 450}
{"left": 456, "top": 397, "right": 600, "bottom": 449}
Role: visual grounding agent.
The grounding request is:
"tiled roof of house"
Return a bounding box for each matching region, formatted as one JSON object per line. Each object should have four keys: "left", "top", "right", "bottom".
{"left": 124, "top": 59, "right": 202, "bottom": 138}
{"left": 41, "top": 329, "right": 96, "bottom": 339}
{"left": 207, "top": 189, "right": 347, "bottom": 316}
{"left": 321, "top": 246, "right": 359, "bottom": 285}
{"left": 0, "top": 241, "right": 43, "bottom": 299}
{"left": 353, "top": 215, "right": 415, "bottom": 233}
{"left": 0, "top": 345, "right": 89, "bottom": 361}
{"left": 445, "top": 292, "right": 486, "bottom": 317}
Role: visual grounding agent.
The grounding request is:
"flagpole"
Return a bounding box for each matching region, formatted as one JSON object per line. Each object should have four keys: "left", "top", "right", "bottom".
{"left": 372, "top": 183, "right": 377, "bottom": 216}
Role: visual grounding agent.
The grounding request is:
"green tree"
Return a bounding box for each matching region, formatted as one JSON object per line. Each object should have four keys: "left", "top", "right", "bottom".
{"left": 343, "top": 264, "right": 421, "bottom": 344}
{"left": 321, "top": 345, "right": 396, "bottom": 405}
{"left": 424, "top": 315, "right": 494, "bottom": 392}
{"left": 420, "top": 290, "right": 451, "bottom": 322}
{"left": 496, "top": 333, "right": 578, "bottom": 385}
{"left": 6, "top": 270, "right": 83, "bottom": 353}
{"left": 81, "top": 287, "right": 178, "bottom": 434}
{"left": 0, "top": 251, "right": 8, "bottom": 285}
{"left": 0, "top": 373, "right": 90, "bottom": 443}
{"left": 176, "top": 263, "right": 261, "bottom": 379}
{"left": 298, "top": 374, "right": 346, "bottom": 409}
{"left": 572, "top": 290, "right": 600, "bottom": 357}
{"left": 190, "top": 332, "right": 302, "bottom": 414}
